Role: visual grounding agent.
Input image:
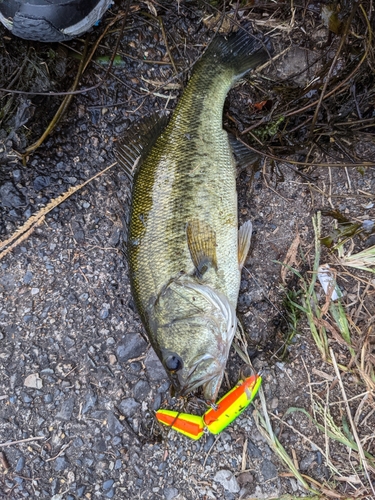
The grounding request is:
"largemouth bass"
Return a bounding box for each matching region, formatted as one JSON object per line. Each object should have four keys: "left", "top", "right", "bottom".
{"left": 117, "top": 30, "right": 268, "bottom": 402}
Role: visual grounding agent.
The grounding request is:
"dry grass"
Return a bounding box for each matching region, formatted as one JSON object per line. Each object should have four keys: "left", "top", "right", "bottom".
{"left": 277, "top": 209, "right": 375, "bottom": 498}
{"left": 0, "top": 162, "right": 117, "bottom": 260}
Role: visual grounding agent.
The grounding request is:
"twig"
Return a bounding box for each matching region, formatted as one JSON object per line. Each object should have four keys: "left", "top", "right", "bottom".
{"left": 0, "top": 436, "right": 45, "bottom": 447}
{"left": 309, "top": 2, "right": 359, "bottom": 134}
{"left": 22, "top": 5, "right": 130, "bottom": 155}
{"left": 158, "top": 17, "right": 179, "bottom": 78}
{"left": 235, "top": 138, "right": 375, "bottom": 168}
{"left": 24, "top": 38, "right": 90, "bottom": 155}
{"left": 286, "top": 5, "right": 372, "bottom": 121}
{"left": 203, "top": 434, "right": 221, "bottom": 467}
{"left": 45, "top": 440, "right": 73, "bottom": 462}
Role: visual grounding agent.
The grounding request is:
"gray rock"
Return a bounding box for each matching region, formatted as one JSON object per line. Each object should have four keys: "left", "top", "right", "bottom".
{"left": 20, "top": 392, "right": 32, "bottom": 403}
{"left": 82, "top": 391, "right": 97, "bottom": 414}
{"left": 23, "top": 271, "right": 33, "bottom": 284}
{"left": 0, "top": 182, "right": 26, "bottom": 208}
{"left": 261, "top": 459, "right": 278, "bottom": 480}
{"left": 77, "top": 485, "right": 86, "bottom": 498}
{"left": 112, "top": 436, "right": 121, "bottom": 446}
{"left": 109, "top": 227, "right": 121, "bottom": 246}
{"left": 107, "top": 411, "right": 124, "bottom": 435}
{"left": 213, "top": 470, "right": 240, "bottom": 493}
{"left": 103, "top": 479, "right": 114, "bottom": 490}
{"left": 95, "top": 439, "right": 107, "bottom": 452}
{"left": 164, "top": 486, "right": 179, "bottom": 500}
{"left": 64, "top": 336, "right": 75, "bottom": 349}
{"left": 129, "top": 361, "right": 142, "bottom": 372}
{"left": 24, "top": 373, "right": 42, "bottom": 389}
{"left": 15, "top": 456, "right": 25, "bottom": 473}
{"left": 144, "top": 349, "right": 167, "bottom": 381}
{"left": 56, "top": 396, "right": 75, "bottom": 420}
{"left": 100, "top": 307, "right": 110, "bottom": 319}
{"left": 247, "top": 440, "right": 262, "bottom": 458}
{"left": 300, "top": 452, "right": 316, "bottom": 471}
{"left": 152, "top": 393, "right": 162, "bottom": 411}
{"left": 203, "top": 434, "right": 215, "bottom": 452}
{"left": 73, "top": 437, "right": 84, "bottom": 447}
{"left": 133, "top": 380, "right": 151, "bottom": 402}
{"left": 43, "top": 394, "right": 53, "bottom": 403}
{"left": 79, "top": 292, "right": 89, "bottom": 303}
{"left": 72, "top": 221, "right": 85, "bottom": 243}
{"left": 0, "top": 273, "right": 15, "bottom": 292}
{"left": 12, "top": 169, "right": 21, "bottom": 182}
{"left": 116, "top": 334, "right": 147, "bottom": 362}
{"left": 118, "top": 398, "right": 140, "bottom": 417}
{"left": 54, "top": 456, "right": 68, "bottom": 471}
{"left": 33, "top": 175, "right": 50, "bottom": 191}
{"left": 67, "top": 292, "right": 77, "bottom": 304}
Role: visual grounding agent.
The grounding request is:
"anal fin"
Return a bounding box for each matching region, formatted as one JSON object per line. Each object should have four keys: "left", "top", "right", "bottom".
{"left": 238, "top": 220, "right": 252, "bottom": 270}
{"left": 186, "top": 220, "right": 217, "bottom": 278}
{"left": 229, "top": 135, "right": 259, "bottom": 172}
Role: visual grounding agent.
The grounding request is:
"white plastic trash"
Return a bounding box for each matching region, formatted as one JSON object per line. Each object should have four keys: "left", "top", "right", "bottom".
{"left": 317, "top": 264, "right": 342, "bottom": 301}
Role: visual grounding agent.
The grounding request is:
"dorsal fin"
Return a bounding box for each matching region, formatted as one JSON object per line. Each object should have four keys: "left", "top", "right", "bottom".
{"left": 115, "top": 113, "right": 170, "bottom": 180}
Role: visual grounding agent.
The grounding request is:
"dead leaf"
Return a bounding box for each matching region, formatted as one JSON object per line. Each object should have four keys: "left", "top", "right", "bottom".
{"left": 281, "top": 232, "right": 301, "bottom": 283}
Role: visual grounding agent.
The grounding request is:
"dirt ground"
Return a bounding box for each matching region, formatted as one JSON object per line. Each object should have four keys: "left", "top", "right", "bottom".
{"left": 1, "top": 1, "right": 375, "bottom": 499}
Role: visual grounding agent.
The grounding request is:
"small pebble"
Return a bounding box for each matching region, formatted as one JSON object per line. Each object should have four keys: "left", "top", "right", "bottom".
{"left": 118, "top": 398, "right": 140, "bottom": 418}
{"left": 54, "top": 456, "right": 68, "bottom": 471}
{"left": 76, "top": 485, "right": 86, "bottom": 498}
{"left": 15, "top": 456, "right": 26, "bottom": 473}
{"left": 24, "top": 373, "right": 43, "bottom": 389}
{"left": 213, "top": 470, "right": 240, "bottom": 493}
{"left": 99, "top": 308, "right": 109, "bottom": 319}
{"left": 103, "top": 479, "right": 114, "bottom": 491}
{"left": 23, "top": 271, "right": 33, "bottom": 284}
{"left": 164, "top": 487, "right": 179, "bottom": 500}
{"left": 33, "top": 176, "right": 50, "bottom": 191}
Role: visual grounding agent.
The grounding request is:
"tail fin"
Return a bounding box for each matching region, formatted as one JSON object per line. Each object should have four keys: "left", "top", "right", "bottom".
{"left": 200, "top": 30, "right": 269, "bottom": 78}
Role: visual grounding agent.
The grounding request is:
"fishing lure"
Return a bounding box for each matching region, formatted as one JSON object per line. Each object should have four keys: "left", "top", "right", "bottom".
{"left": 156, "top": 373, "right": 262, "bottom": 440}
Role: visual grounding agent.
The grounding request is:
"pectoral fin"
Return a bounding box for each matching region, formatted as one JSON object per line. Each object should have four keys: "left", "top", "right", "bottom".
{"left": 186, "top": 220, "right": 217, "bottom": 277}
{"left": 238, "top": 220, "right": 252, "bottom": 270}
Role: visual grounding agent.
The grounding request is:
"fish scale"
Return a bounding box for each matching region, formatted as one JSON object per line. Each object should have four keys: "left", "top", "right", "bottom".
{"left": 117, "top": 30, "right": 269, "bottom": 401}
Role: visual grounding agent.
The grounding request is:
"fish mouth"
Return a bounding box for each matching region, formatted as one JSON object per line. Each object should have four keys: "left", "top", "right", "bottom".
{"left": 178, "top": 354, "right": 224, "bottom": 402}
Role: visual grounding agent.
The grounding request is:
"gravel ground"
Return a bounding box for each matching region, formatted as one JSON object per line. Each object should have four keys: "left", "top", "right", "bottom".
{"left": 1, "top": 2, "right": 375, "bottom": 499}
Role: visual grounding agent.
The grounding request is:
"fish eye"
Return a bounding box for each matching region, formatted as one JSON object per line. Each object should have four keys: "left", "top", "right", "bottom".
{"left": 164, "top": 354, "right": 183, "bottom": 372}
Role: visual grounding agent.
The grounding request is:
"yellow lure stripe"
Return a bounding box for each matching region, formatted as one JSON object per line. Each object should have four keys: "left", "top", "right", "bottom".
{"left": 155, "top": 409, "right": 205, "bottom": 440}
{"left": 203, "top": 374, "right": 262, "bottom": 435}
